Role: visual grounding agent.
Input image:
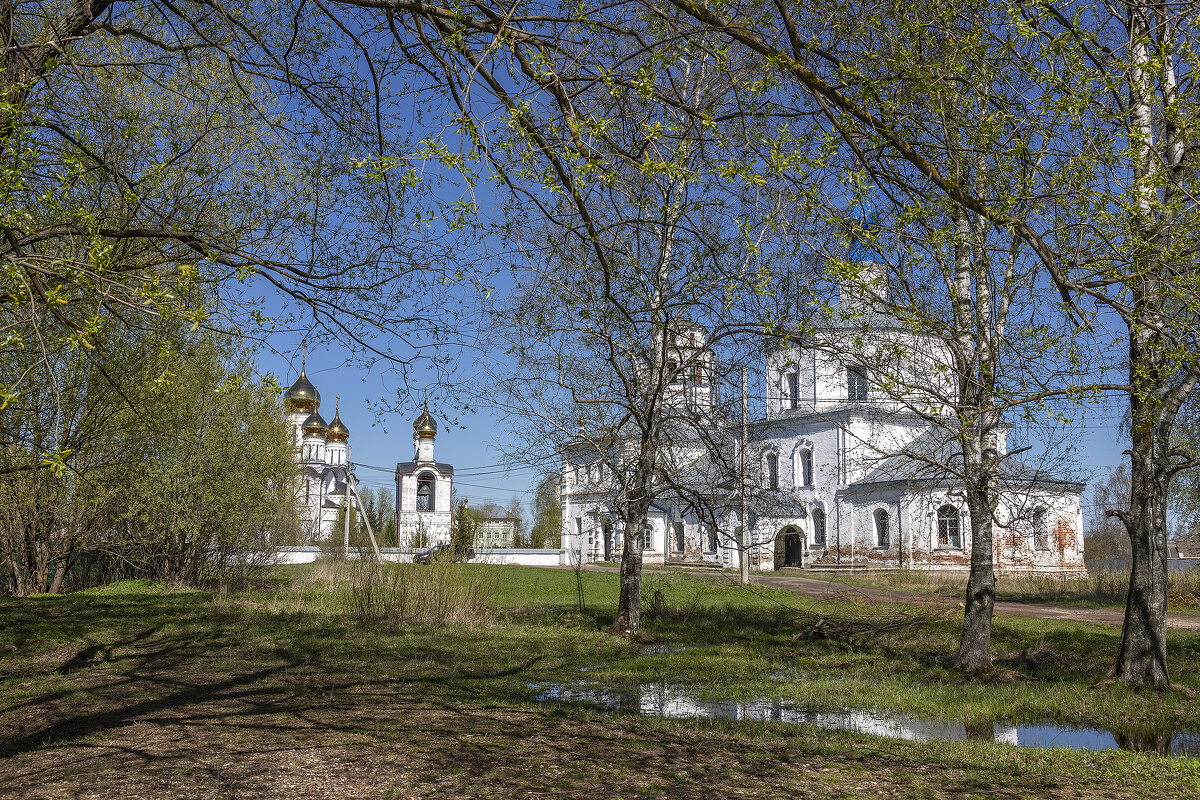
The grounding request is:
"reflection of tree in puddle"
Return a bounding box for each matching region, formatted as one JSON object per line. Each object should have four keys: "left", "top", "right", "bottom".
{"left": 618, "top": 689, "right": 641, "bottom": 714}
{"left": 964, "top": 720, "right": 995, "bottom": 742}
{"left": 1114, "top": 729, "right": 1176, "bottom": 755}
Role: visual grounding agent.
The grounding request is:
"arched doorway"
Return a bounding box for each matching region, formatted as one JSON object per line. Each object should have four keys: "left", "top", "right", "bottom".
{"left": 774, "top": 526, "right": 805, "bottom": 569}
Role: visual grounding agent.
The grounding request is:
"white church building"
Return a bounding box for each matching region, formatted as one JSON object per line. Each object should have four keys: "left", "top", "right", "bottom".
{"left": 282, "top": 358, "right": 354, "bottom": 541}
{"left": 559, "top": 286, "right": 1086, "bottom": 575}
{"left": 394, "top": 406, "right": 454, "bottom": 547}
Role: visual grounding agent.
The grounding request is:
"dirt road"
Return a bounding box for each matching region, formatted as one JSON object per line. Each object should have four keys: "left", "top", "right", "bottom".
{"left": 750, "top": 572, "right": 1200, "bottom": 631}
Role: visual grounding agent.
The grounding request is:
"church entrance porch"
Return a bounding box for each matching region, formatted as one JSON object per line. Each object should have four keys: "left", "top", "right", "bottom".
{"left": 774, "top": 526, "right": 805, "bottom": 569}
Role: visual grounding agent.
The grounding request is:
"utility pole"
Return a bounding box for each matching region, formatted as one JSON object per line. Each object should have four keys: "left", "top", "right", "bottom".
{"left": 740, "top": 366, "right": 750, "bottom": 585}
{"left": 347, "top": 467, "right": 382, "bottom": 559}
{"left": 343, "top": 470, "right": 351, "bottom": 554}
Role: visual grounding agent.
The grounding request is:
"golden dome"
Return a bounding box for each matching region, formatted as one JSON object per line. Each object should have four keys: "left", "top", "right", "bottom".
{"left": 326, "top": 397, "right": 349, "bottom": 443}
{"left": 413, "top": 405, "right": 437, "bottom": 438}
{"left": 301, "top": 410, "right": 328, "bottom": 437}
{"left": 283, "top": 368, "right": 320, "bottom": 413}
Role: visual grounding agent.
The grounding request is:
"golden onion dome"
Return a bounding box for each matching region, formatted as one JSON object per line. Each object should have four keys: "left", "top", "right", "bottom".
{"left": 283, "top": 368, "right": 320, "bottom": 413}
{"left": 301, "top": 410, "right": 328, "bottom": 437}
{"left": 326, "top": 398, "right": 349, "bottom": 443}
{"left": 413, "top": 405, "right": 438, "bottom": 438}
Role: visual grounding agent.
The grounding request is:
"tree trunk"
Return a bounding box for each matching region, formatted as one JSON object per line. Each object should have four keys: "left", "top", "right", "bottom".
{"left": 1108, "top": 0, "right": 1174, "bottom": 689}
{"left": 614, "top": 517, "right": 644, "bottom": 636}
{"left": 614, "top": 484, "right": 651, "bottom": 636}
{"left": 1113, "top": 334, "right": 1173, "bottom": 687}
{"left": 956, "top": 477, "right": 995, "bottom": 670}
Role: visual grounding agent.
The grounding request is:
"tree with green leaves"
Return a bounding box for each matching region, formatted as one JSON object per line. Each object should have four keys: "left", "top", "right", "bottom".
{"left": 117, "top": 336, "right": 297, "bottom": 586}
{"left": 527, "top": 477, "right": 562, "bottom": 549}
{"left": 450, "top": 498, "right": 480, "bottom": 552}
{"left": 0, "top": 322, "right": 299, "bottom": 594}
{"left": 2, "top": 0, "right": 460, "bottom": 472}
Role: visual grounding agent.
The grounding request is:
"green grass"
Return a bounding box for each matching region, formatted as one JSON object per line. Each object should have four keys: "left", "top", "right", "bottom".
{"left": 1, "top": 564, "right": 1199, "bottom": 799}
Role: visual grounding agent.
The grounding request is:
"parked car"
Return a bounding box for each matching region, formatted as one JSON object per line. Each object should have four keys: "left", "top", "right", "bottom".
{"left": 414, "top": 543, "right": 475, "bottom": 564}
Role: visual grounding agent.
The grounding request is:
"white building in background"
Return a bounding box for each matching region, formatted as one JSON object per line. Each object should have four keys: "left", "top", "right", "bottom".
{"left": 477, "top": 516, "right": 518, "bottom": 548}
{"left": 395, "top": 406, "right": 454, "bottom": 547}
{"left": 558, "top": 276, "right": 1086, "bottom": 575}
{"left": 283, "top": 357, "right": 354, "bottom": 541}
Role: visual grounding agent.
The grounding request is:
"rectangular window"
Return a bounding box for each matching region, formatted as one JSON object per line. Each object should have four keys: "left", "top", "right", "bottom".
{"left": 801, "top": 450, "right": 813, "bottom": 486}
{"left": 937, "top": 508, "right": 961, "bottom": 548}
{"left": 788, "top": 372, "right": 799, "bottom": 409}
{"left": 1032, "top": 510, "right": 1050, "bottom": 551}
{"left": 812, "top": 508, "right": 826, "bottom": 546}
{"left": 847, "top": 366, "right": 869, "bottom": 401}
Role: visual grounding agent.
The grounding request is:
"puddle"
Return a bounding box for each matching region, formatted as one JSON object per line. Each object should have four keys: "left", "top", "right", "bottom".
{"left": 530, "top": 681, "right": 1200, "bottom": 757}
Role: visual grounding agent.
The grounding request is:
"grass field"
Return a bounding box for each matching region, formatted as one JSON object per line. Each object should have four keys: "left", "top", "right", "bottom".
{"left": 2, "top": 563, "right": 1200, "bottom": 799}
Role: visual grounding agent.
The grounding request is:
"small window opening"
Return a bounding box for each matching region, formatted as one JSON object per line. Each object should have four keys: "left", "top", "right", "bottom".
{"left": 767, "top": 453, "right": 779, "bottom": 490}
{"left": 801, "top": 449, "right": 813, "bottom": 486}
{"left": 812, "top": 507, "right": 826, "bottom": 546}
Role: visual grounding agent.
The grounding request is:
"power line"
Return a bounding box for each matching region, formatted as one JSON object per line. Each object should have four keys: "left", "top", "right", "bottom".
{"left": 455, "top": 480, "right": 537, "bottom": 493}
{"left": 351, "top": 460, "right": 546, "bottom": 476}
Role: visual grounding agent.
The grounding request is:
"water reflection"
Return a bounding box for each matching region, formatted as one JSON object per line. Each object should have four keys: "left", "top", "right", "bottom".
{"left": 531, "top": 681, "right": 1200, "bottom": 757}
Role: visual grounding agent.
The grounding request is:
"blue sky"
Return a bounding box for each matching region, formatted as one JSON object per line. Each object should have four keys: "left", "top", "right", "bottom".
{"left": 259, "top": 336, "right": 545, "bottom": 512}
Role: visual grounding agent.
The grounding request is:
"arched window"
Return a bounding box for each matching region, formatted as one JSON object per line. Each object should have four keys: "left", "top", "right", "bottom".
{"left": 937, "top": 505, "right": 961, "bottom": 548}
{"left": 875, "top": 509, "right": 890, "bottom": 548}
{"left": 1032, "top": 508, "right": 1050, "bottom": 551}
{"left": 416, "top": 474, "right": 435, "bottom": 511}
{"left": 812, "top": 507, "right": 826, "bottom": 546}
{"left": 766, "top": 453, "right": 779, "bottom": 489}
{"left": 800, "top": 449, "right": 813, "bottom": 486}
